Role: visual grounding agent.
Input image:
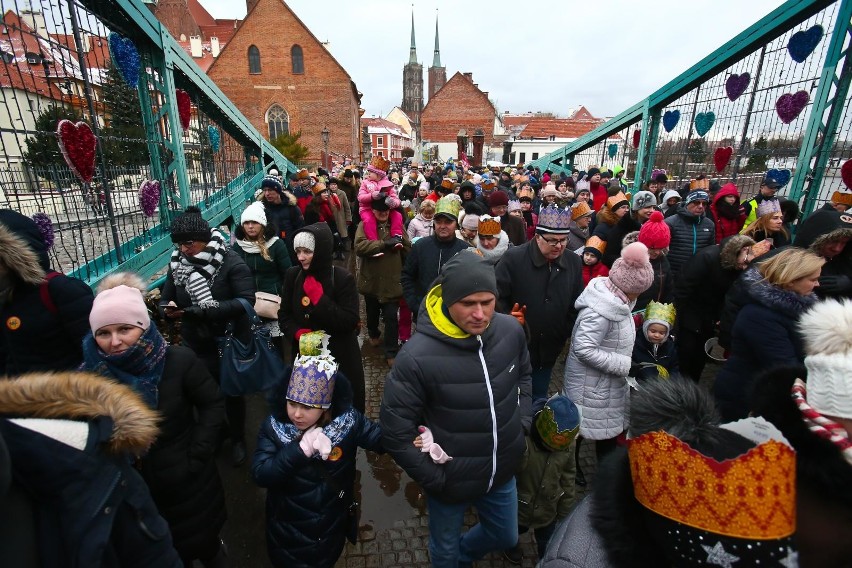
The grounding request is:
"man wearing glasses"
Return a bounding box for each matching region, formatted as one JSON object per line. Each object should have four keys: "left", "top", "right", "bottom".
{"left": 495, "top": 205, "right": 583, "bottom": 398}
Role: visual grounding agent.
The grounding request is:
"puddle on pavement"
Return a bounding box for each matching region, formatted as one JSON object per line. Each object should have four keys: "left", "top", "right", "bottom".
{"left": 355, "top": 448, "right": 426, "bottom": 531}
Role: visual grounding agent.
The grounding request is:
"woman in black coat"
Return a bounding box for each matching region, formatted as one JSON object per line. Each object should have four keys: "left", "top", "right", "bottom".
{"left": 714, "top": 248, "right": 824, "bottom": 421}
{"left": 83, "top": 273, "right": 227, "bottom": 567}
{"left": 280, "top": 222, "right": 365, "bottom": 412}
{"left": 159, "top": 206, "right": 256, "bottom": 466}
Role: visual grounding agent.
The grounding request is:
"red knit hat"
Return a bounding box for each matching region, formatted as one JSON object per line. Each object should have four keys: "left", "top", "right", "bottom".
{"left": 638, "top": 210, "right": 671, "bottom": 249}
{"left": 488, "top": 190, "right": 510, "bottom": 207}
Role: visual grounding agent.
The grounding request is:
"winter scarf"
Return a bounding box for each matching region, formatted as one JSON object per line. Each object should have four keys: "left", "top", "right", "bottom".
{"left": 714, "top": 199, "right": 743, "bottom": 220}
{"left": 792, "top": 378, "right": 852, "bottom": 465}
{"left": 269, "top": 407, "right": 357, "bottom": 459}
{"left": 80, "top": 324, "right": 167, "bottom": 409}
{"left": 169, "top": 229, "right": 227, "bottom": 308}
{"left": 235, "top": 235, "right": 279, "bottom": 254}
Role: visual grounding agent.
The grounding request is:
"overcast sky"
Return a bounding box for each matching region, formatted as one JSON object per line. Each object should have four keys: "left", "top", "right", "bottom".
{"left": 201, "top": 0, "right": 786, "bottom": 119}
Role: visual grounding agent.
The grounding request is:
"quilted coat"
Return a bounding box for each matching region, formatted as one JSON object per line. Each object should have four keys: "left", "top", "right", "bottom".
{"left": 562, "top": 278, "right": 636, "bottom": 440}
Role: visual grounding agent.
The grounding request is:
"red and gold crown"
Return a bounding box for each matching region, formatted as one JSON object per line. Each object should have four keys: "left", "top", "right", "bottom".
{"left": 368, "top": 155, "right": 391, "bottom": 174}
{"left": 628, "top": 430, "right": 796, "bottom": 540}
{"left": 477, "top": 215, "right": 501, "bottom": 236}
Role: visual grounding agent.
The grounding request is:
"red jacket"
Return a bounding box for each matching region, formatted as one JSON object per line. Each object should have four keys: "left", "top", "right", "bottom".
{"left": 589, "top": 182, "right": 608, "bottom": 212}
{"left": 711, "top": 183, "right": 746, "bottom": 244}
{"left": 582, "top": 261, "right": 610, "bottom": 287}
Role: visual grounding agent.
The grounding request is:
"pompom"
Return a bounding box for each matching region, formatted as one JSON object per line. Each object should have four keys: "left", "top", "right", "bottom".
{"left": 620, "top": 241, "right": 650, "bottom": 266}
{"left": 31, "top": 212, "right": 54, "bottom": 250}
{"left": 648, "top": 210, "right": 664, "bottom": 224}
{"left": 97, "top": 271, "right": 147, "bottom": 294}
{"left": 799, "top": 299, "right": 852, "bottom": 356}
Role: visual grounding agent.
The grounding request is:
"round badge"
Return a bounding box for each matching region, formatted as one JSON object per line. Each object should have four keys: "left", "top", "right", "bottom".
{"left": 328, "top": 446, "right": 343, "bottom": 462}
{"left": 301, "top": 296, "right": 311, "bottom": 307}
{"left": 6, "top": 316, "right": 21, "bottom": 331}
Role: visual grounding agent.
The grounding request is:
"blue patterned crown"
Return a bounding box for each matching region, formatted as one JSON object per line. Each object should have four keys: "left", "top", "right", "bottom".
{"left": 537, "top": 204, "right": 573, "bottom": 234}
{"left": 286, "top": 332, "right": 338, "bottom": 409}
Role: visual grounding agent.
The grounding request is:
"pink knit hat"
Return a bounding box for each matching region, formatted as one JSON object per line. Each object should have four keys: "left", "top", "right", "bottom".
{"left": 89, "top": 285, "right": 150, "bottom": 332}
{"left": 609, "top": 242, "right": 654, "bottom": 295}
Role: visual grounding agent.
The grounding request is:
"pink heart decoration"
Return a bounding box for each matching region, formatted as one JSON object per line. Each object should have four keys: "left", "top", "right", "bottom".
{"left": 714, "top": 147, "right": 733, "bottom": 172}
{"left": 138, "top": 179, "right": 161, "bottom": 217}
{"left": 841, "top": 160, "right": 852, "bottom": 189}
{"left": 56, "top": 119, "right": 97, "bottom": 183}
{"left": 725, "top": 73, "right": 750, "bottom": 101}
{"left": 632, "top": 129, "right": 641, "bottom": 149}
{"left": 776, "top": 91, "right": 809, "bottom": 124}
{"left": 176, "top": 89, "right": 191, "bottom": 129}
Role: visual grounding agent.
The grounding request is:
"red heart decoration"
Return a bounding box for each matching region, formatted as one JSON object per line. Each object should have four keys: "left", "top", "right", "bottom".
{"left": 56, "top": 119, "right": 97, "bottom": 183}
{"left": 841, "top": 160, "right": 852, "bottom": 189}
{"left": 714, "top": 146, "right": 733, "bottom": 172}
{"left": 176, "top": 89, "right": 191, "bottom": 129}
{"left": 632, "top": 129, "right": 641, "bottom": 149}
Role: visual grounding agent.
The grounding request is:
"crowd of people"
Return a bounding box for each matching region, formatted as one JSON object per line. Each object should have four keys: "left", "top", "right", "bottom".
{"left": 0, "top": 154, "right": 851, "bottom": 567}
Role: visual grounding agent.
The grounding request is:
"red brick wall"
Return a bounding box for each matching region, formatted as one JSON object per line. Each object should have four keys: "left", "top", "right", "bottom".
{"left": 421, "top": 73, "right": 496, "bottom": 145}
{"left": 206, "top": 0, "right": 360, "bottom": 161}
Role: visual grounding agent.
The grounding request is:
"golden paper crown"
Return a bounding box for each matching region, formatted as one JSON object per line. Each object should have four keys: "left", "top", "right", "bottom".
{"left": 370, "top": 155, "right": 390, "bottom": 173}
{"left": 584, "top": 235, "right": 607, "bottom": 255}
{"left": 441, "top": 178, "right": 455, "bottom": 190}
{"left": 478, "top": 215, "right": 501, "bottom": 236}
{"left": 628, "top": 430, "right": 796, "bottom": 540}
{"left": 295, "top": 168, "right": 310, "bottom": 180}
{"left": 644, "top": 301, "right": 676, "bottom": 328}
{"left": 689, "top": 178, "right": 710, "bottom": 190}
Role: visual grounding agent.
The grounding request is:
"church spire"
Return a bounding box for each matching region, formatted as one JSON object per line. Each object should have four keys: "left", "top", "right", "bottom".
{"left": 432, "top": 10, "right": 441, "bottom": 68}
{"left": 409, "top": 7, "right": 417, "bottom": 64}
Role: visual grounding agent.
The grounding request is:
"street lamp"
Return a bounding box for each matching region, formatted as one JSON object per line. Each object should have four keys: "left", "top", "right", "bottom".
{"left": 321, "top": 127, "right": 330, "bottom": 169}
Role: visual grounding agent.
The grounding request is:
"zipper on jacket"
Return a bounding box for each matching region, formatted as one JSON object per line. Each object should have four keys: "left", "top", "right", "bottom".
{"left": 476, "top": 335, "right": 498, "bottom": 492}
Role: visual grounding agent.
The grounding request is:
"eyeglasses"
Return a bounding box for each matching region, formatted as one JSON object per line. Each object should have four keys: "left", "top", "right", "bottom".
{"left": 175, "top": 240, "right": 199, "bottom": 249}
{"left": 539, "top": 236, "right": 568, "bottom": 247}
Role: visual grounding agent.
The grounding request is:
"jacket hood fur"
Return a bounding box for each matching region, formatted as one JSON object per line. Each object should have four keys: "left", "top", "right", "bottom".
{"left": 0, "top": 222, "right": 45, "bottom": 285}
{"left": 741, "top": 266, "right": 818, "bottom": 316}
{"left": 0, "top": 371, "right": 159, "bottom": 455}
{"left": 719, "top": 234, "right": 755, "bottom": 270}
{"left": 261, "top": 191, "right": 298, "bottom": 207}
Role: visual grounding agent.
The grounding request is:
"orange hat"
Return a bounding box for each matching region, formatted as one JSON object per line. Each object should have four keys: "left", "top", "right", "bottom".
{"left": 571, "top": 201, "right": 593, "bottom": 221}
{"left": 584, "top": 235, "right": 607, "bottom": 256}
{"left": 606, "top": 191, "right": 630, "bottom": 211}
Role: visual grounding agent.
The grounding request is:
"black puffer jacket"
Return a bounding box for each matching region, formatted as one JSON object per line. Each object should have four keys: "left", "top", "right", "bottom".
{"left": 251, "top": 374, "right": 382, "bottom": 568}
{"left": 160, "top": 248, "right": 256, "bottom": 358}
{"left": 602, "top": 214, "right": 641, "bottom": 268}
{"left": 137, "top": 346, "right": 226, "bottom": 561}
{"left": 0, "top": 211, "right": 93, "bottom": 376}
{"left": 664, "top": 205, "right": 715, "bottom": 278}
{"left": 401, "top": 234, "right": 470, "bottom": 315}
{"left": 263, "top": 192, "right": 304, "bottom": 262}
{"left": 380, "top": 285, "right": 532, "bottom": 504}
{"left": 495, "top": 240, "right": 583, "bottom": 369}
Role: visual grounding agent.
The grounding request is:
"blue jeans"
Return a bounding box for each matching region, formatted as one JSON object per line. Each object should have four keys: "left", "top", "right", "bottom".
{"left": 530, "top": 366, "right": 554, "bottom": 399}
{"left": 426, "top": 478, "right": 518, "bottom": 567}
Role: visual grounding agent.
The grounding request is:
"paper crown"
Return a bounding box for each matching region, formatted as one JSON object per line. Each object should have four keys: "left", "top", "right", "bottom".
{"left": 478, "top": 215, "right": 501, "bottom": 236}
{"left": 517, "top": 187, "right": 535, "bottom": 200}
{"left": 535, "top": 395, "right": 580, "bottom": 451}
{"left": 440, "top": 178, "right": 455, "bottom": 190}
{"left": 756, "top": 198, "right": 781, "bottom": 218}
{"left": 537, "top": 204, "right": 573, "bottom": 234}
{"left": 628, "top": 428, "right": 796, "bottom": 540}
{"left": 689, "top": 178, "right": 710, "bottom": 190}
{"left": 606, "top": 191, "right": 629, "bottom": 210}
{"left": 481, "top": 178, "right": 496, "bottom": 190}
{"left": 287, "top": 331, "right": 338, "bottom": 409}
{"left": 832, "top": 190, "right": 852, "bottom": 206}
{"left": 644, "top": 301, "right": 676, "bottom": 328}
{"left": 584, "top": 235, "right": 607, "bottom": 255}
{"left": 435, "top": 195, "right": 461, "bottom": 219}
{"left": 368, "top": 155, "right": 390, "bottom": 174}
{"left": 571, "top": 201, "right": 593, "bottom": 221}
{"left": 295, "top": 168, "right": 310, "bottom": 180}
{"left": 311, "top": 182, "right": 328, "bottom": 195}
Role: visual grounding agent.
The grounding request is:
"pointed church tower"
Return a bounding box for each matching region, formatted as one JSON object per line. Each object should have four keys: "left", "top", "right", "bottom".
{"left": 401, "top": 8, "right": 423, "bottom": 141}
{"left": 428, "top": 10, "right": 446, "bottom": 101}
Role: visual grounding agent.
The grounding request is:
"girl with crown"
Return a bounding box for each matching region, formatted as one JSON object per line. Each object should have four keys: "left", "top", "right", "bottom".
{"left": 357, "top": 155, "right": 405, "bottom": 245}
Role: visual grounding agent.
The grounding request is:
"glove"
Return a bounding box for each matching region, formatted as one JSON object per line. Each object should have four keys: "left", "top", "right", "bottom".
{"left": 182, "top": 305, "right": 206, "bottom": 320}
{"left": 819, "top": 274, "right": 852, "bottom": 294}
{"left": 300, "top": 427, "right": 320, "bottom": 457}
{"left": 313, "top": 430, "right": 333, "bottom": 460}
{"left": 510, "top": 303, "right": 527, "bottom": 327}
{"left": 383, "top": 238, "right": 398, "bottom": 251}
{"left": 417, "top": 425, "right": 434, "bottom": 452}
{"left": 417, "top": 426, "right": 453, "bottom": 464}
{"left": 386, "top": 196, "right": 401, "bottom": 209}
{"left": 294, "top": 328, "right": 311, "bottom": 340}
{"left": 303, "top": 275, "right": 324, "bottom": 305}
{"left": 371, "top": 190, "right": 382, "bottom": 200}
{"left": 429, "top": 444, "right": 453, "bottom": 464}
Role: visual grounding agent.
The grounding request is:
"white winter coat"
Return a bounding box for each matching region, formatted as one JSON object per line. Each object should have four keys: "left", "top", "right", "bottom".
{"left": 562, "top": 277, "right": 635, "bottom": 440}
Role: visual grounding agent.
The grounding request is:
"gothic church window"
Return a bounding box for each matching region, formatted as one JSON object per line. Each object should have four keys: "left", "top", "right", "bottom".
{"left": 248, "top": 45, "right": 261, "bottom": 74}
{"left": 267, "top": 105, "right": 289, "bottom": 139}
{"left": 291, "top": 45, "right": 304, "bottom": 74}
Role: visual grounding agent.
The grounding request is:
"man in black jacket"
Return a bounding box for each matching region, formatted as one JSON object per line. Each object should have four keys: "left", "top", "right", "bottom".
{"left": 382, "top": 253, "right": 532, "bottom": 567}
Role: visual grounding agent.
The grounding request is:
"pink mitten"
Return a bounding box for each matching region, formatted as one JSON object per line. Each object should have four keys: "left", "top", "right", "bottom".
{"left": 299, "top": 427, "right": 319, "bottom": 457}
{"left": 386, "top": 196, "right": 401, "bottom": 209}
{"left": 417, "top": 425, "right": 434, "bottom": 453}
{"left": 429, "top": 443, "right": 453, "bottom": 464}
{"left": 313, "top": 430, "right": 333, "bottom": 460}
{"left": 371, "top": 190, "right": 382, "bottom": 200}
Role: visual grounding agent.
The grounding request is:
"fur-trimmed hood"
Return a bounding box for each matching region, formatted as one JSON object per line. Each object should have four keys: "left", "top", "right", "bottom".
{"left": 794, "top": 209, "right": 852, "bottom": 256}
{"left": 0, "top": 371, "right": 159, "bottom": 455}
{"left": 719, "top": 234, "right": 755, "bottom": 270}
{"left": 261, "top": 190, "right": 298, "bottom": 208}
{"left": 0, "top": 218, "right": 46, "bottom": 286}
{"left": 741, "top": 266, "right": 818, "bottom": 317}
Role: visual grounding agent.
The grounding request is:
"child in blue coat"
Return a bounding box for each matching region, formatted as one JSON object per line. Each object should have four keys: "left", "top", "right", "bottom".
{"left": 251, "top": 335, "right": 383, "bottom": 568}
{"left": 631, "top": 301, "right": 679, "bottom": 381}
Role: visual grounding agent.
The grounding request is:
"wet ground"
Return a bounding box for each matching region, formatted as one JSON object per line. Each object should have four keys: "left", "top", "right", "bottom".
{"left": 212, "top": 251, "right": 721, "bottom": 568}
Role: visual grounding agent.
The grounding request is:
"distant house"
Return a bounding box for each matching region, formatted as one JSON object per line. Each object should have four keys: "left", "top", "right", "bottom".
{"left": 362, "top": 117, "right": 414, "bottom": 161}
{"left": 501, "top": 107, "right": 610, "bottom": 165}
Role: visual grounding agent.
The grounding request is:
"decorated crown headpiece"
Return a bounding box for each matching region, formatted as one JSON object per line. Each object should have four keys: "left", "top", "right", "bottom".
{"left": 435, "top": 195, "right": 461, "bottom": 220}
{"left": 584, "top": 235, "right": 607, "bottom": 255}
{"left": 286, "top": 331, "right": 338, "bottom": 409}
{"left": 689, "top": 178, "right": 710, "bottom": 190}
{"left": 535, "top": 394, "right": 581, "bottom": 451}
{"left": 478, "top": 215, "right": 501, "bottom": 236}
{"left": 571, "top": 201, "right": 593, "bottom": 221}
{"left": 644, "top": 301, "right": 676, "bottom": 329}
{"left": 295, "top": 168, "right": 310, "bottom": 180}
{"left": 440, "top": 178, "right": 455, "bottom": 190}
{"left": 517, "top": 187, "right": 535, "bottom": 200}
{"left": 628, "top": 420, "right": 796, "bottom": 540}
{"left": 537, "top": 204, "right": 572, "bottom": 234}
{"left": 368, "top": 155, "right": 390, "bottom": 176}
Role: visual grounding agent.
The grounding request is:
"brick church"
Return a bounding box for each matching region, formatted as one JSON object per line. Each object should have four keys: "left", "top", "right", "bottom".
{"left": 151, "top": 0, "right": 363, "bottom": 163}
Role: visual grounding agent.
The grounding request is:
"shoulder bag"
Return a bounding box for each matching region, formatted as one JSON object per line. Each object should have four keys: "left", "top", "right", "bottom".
{"left": 218, "top": 298, "right": 286, "bottom": 396}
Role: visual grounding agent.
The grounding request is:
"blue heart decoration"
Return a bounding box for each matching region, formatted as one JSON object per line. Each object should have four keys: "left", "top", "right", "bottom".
{"left": 108, "top": 32, "right": 141, "bottom": 88}
{"left": 766, "top": 168, "right": 791, "bottom": 188}
{"left": 662, "top": 110, "right": 680, "bottom": 132}
{"left": 694, "top": 111, "right": 715, "bottom": 137}
{"left": 607, "top": 144, "right": 618, "bottom": 158}
{"left": 788, "top": 25, "right": 823, "bottom": 63}
{"left": 208, "top": 125, "right": 221, "bottom": 152}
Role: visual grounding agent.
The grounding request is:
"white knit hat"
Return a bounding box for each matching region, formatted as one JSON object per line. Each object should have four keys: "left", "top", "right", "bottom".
{"left": 800, "top": 299, "right": 852, "bottom": 419}
{"left": 293, "top": 230, "right": 315, "bottom": 252}
{"left": 241, "top": 201, "right": 267, "bottom": 226}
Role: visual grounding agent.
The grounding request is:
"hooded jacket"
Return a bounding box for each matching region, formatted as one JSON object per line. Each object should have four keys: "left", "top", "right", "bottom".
{"left": 380, "top": 284, "right": 532, "bottom": 504}
{"left": 664, "top": 204, "right": 716, "bottom": 278}
{"left": 794, "top": 209, "right": 852, "bottom": 299}
{"left": 562, "top": 278, "right": 636, "bottom": 440}
{"left": 0, "top": 212, "right": 94, "bottom": 376}
{"left": 262, "top": 192, "right": 304, "bottom": 260}
{"left": 660, "top": 189, "right": 682, "bottom": 217}
{"left": 0, "top": 372, "right": 181, "bottom": 568}
{"left": 602, "top": 214, "right": 642, "bottom": 268}
{"left": 401, "top": 233, "right": 470, "bottom": 316}
{"left": 711, "top": 183, "right": 746, "bottom": 244}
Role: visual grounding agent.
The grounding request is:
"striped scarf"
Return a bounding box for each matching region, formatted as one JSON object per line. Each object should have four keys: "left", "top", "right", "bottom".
{"left": 792, "top": 378, "right": 852, "bottom": 465}
{"left": 169, "top": 229, "right": 227, "bottom": 308}
{"left": 269, "top": 408, "right": 357, "bottom": 458}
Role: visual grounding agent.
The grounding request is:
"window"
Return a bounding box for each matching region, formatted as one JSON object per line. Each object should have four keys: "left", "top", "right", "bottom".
{"left": 291, "top": 45, "right": 304, "bottom": 74}
{"left": 377, "top": 136, "right": 383, "bottom": 146}
{"left": 0, "top": 50, "right": 13, "bottom": 64}
{"left": 378, "top": 151, "right": 383, "bottom": 157}
{"left": 519, "top": 152, "right": 526, "bottom": 163}
{"left": 532, "top": 152, "right": 539, "bottom": 160}
{"left": 248, "top": 45, "right": 261, "bottom": 74}
{"left": 266, "top": 105, "right": 289, "bottom": 139}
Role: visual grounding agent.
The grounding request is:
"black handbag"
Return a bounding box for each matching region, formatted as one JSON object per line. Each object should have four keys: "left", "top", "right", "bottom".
{"left": 218, "top": 298, "right": 286, "bottom": 396}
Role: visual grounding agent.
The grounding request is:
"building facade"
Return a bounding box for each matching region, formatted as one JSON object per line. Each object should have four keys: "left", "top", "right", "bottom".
{"left": 363, "top": 117, "right": 414, "bottom": 162}
{"left": 400, "top": 11, "right": 423, "bottom": 143}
